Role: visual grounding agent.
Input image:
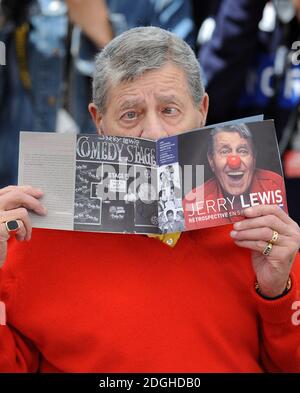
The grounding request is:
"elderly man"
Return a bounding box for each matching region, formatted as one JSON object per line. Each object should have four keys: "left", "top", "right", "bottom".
{"left": 0, "top": 27, "right": 300, "bottom": 373}
{"left": 183, "top": 123, "right": 288, "bottom": 229}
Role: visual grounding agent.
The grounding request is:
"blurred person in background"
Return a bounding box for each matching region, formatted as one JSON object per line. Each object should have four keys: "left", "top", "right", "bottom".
{"left": 0, "top": 0, "right": 196, "bottom": 188}
{"left": 0, "top": 0, "right": 69, "bottom": 189}
{"left": 199, "top": 0, "right": 300, "bottom": 224}
{"left": 191, "top": 0, "right": 221, "bottom": 55}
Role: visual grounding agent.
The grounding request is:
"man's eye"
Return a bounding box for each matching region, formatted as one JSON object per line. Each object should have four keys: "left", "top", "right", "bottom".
{"left": 162, "top": 107, "right": 178, "bottom": 115}
{"left": 220, "top": 149, "right": 230, "bottom": 156}
{"left": 238, "top": 149, "right": 249, "bottom": 156}
{"left": 121, "top": 111, "right": 138, "bottom": 120}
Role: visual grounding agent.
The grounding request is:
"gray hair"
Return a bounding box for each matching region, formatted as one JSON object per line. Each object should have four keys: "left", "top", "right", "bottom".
{"left": 207, "top": 124, "right": 256, "bottom": 156}
{"left": 92, "top": 26, "right": 205, "bottom": 113}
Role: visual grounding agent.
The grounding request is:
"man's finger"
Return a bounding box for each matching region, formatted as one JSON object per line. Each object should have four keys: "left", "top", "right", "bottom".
{"left": 233, "top": 214, "right": 293, "bottom": 236}
{"left": 230, "top": 227, "right": 287, "bottom": 245}
{"left": 0, "top": 209, "right": 32, "bottom": 241}
{"left": 0, "top": 220, "right": 26, "bottom": 241}
{"left": 242, "top": 205, "right": 294, "bottom": 226}
{"left": 0, "top": 219, "right": 27, "bottom": 266}
{"left": 0, "top": 185, "right": 44, "bottom": 198}
{"left": 0, "top": 190, "right": 47, "bottom": 216}
{"left": 234, "top": 239, "right": 286, "bottom": 256}
{"left": 0, "top": 240, "right": 7, "bottom": 267}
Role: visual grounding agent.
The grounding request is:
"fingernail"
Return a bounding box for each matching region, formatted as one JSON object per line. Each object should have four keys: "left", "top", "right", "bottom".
{"left": 230, "top": 230, "right": 237, "bottom": 238}
{"left": 38, "top": 206, "right": 47, "bottom": 215}
{"left": 234, "top": 222, "right": 241, "bottom": 229}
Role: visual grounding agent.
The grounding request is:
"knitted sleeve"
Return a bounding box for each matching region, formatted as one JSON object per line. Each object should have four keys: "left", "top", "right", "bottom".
{"left": 0, "top": 267, "right": 39, "bottom": 372}
{"left": 255, "top": 254, "right": 300, "bottom": 372}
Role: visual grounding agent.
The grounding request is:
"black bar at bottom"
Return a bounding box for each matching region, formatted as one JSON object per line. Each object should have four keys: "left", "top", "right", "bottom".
{"left": 0, "top": 373, "right": 300, "bottom": 391}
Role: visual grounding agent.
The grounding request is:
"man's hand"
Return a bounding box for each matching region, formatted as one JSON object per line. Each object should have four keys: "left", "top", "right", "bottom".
{"left": 230, "top": 205, "right": 300, "bottom": 298}
{"left": 66, "top": 0, "right": 113, "bottom": 48}
{"left": 0, "top": 186, "right": 47, "bottom": 267}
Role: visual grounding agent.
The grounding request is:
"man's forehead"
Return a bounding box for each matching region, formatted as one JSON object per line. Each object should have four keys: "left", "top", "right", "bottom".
{"left": 115, "top": 92, "right": 185, "bottom": 109}
{"left": 107, "top": 64, "right": 189, "bottom": 105}
{"left": 214, "top": 131, "right": 250, "bottom": 145}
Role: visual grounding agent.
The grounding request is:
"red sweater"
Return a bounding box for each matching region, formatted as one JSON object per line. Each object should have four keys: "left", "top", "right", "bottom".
{"left": 0, "top": 226, "right": 300, "bottom": 372}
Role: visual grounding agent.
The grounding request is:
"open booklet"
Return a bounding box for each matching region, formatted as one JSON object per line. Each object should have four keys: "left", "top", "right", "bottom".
{"left": 18, "top": 116, "right": 287, "bottom": 234}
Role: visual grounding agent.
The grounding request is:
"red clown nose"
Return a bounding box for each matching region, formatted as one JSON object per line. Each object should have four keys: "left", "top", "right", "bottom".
{"left": 227, "top": 154, "right": 241, "bottom": 169}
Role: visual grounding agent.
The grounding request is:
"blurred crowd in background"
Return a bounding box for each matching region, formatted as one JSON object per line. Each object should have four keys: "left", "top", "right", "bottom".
{"left": 0, "top": 0, "right": 299, "bottom": 223}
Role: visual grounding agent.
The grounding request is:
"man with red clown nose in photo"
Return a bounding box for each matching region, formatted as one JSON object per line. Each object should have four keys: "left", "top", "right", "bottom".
{"left": 183, "top": 123, "right": 287, "bottom": 230}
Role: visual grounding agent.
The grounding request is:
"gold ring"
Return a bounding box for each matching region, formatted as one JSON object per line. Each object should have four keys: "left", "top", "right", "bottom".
{"left": 263, "top": 242, "right": 273, "bottom": 256}
{"left": 269, "top": 230, "right": 279, "bottom": 245}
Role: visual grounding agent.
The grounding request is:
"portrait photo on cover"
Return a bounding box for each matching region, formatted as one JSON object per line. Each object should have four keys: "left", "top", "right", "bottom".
{"left": 180, "top": 120, "right": 287, "bottom": 231}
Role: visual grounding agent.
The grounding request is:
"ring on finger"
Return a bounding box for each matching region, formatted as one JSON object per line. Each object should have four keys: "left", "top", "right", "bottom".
{"left": 5, "top": 220, "right": 21, "bottom": 234}
{"left": 269, "top": 230, "right": 279, "bottom": 245}
{"left": 262, "top": 242, "right": 273, "bottom": 256}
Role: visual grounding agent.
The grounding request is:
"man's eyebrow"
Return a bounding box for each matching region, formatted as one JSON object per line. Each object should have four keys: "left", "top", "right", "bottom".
{"left": 119, "top": 98, "right": 144, "bottom": 111}
{"left": 155, "top": 94, "right": 183, "bottom": 104}
{"left": 217, "top": 143, "right": 232, "bottom": 150}
{"left": 118, "top": 94, "right": 183, "bottom": 111}
{"left": 217, "top": 143, "right": 250, "bottom": 150}
{"left": 237, "top": 144, "right": 250, "bottom": 149}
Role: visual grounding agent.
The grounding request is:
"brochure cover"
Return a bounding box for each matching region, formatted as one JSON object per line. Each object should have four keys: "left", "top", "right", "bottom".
{"left": 18, "top": 118, "right": 287, "bottom": 234}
